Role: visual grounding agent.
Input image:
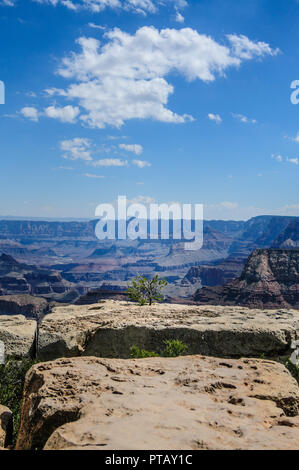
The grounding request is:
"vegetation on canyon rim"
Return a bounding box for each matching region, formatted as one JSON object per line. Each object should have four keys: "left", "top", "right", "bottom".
{"left": 130, "top": 339, "right": 188, "bottom": 359}
{"left": 0, "top": 358, "right": 36, "bottom": 445}
{"left": 127, "top": 275, "right": 168, "bottom": 306}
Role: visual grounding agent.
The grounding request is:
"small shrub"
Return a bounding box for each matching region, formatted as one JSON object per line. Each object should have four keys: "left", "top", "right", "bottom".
{"left": 130, "top": 345, "right": 159, "bottom": 358}
{"left": 130, "top": 339, "right": 188, "bottom": 359}
{"left": 0, "top": 357, "right": 36, "bottom": 445}
{"left": 127, "top": 275, "right": 167, "bottom": 306}
{"left": 163, "top": 339, "right": 188, "bottom": 357}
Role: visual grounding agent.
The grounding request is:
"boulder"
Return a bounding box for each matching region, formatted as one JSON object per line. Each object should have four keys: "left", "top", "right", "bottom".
{"left": 37, "top": 300, "right": 299, "bottom": 361}
{"left": 0, "top": 294, "right": 48, "bottom": 319}
{"left": 0, "top": 405, "right": 13, "bottom": 448}
{"left": 0, "top": 315, "right": 37, "bottom": 358}
{"left": 16, "top": 355, "right": 299, "bottom": 450}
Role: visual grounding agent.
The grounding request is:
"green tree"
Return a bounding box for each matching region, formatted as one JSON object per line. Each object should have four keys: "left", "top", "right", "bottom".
{"left": 127, "top": 275, "right": 167, "bottom": 306}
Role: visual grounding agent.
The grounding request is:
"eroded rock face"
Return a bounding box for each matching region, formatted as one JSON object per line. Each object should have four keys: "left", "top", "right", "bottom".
{"left": 16, "top": 356, "right": 299, "bottom": 450}
{"left": 0, "top": 315, "right": 37, "bottom": 358}
{"left": 0, "top": 405, "right": 13, "bottom": 448}
{"left": 194, "top": 249, "right": 299, "bottom": 309}
{"left": 37, "top": 300, "right": 299, "bottom": 361}
{"left": 0, "top": 295, "right": 48, "bottom": 319}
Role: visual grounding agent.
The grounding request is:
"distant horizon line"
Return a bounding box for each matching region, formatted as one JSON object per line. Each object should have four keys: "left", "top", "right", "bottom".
{"left": 0, "top": 214, "right": 298, "bottom": 223}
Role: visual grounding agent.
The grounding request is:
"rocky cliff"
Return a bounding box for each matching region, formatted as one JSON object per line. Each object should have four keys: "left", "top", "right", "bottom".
{"left": 194, "top": 249, "right": 299, "bottom": 309}
{"left": 0, "top": 253, "right": 78, "bottom": 301}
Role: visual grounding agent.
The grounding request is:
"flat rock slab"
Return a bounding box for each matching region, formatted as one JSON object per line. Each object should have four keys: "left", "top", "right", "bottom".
{"left": 16, "top": 355, "right": 299, "bottom": 450}
{"left": 37, "top": 301, "right": 299, "bottom": 361}
{"left": 0, "top": 315, "right": 37, "bottom": 358}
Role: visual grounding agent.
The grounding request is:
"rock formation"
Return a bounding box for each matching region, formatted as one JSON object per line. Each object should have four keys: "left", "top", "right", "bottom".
{"left": 272, "top": 220, "right": 299, "bottom": 249}
{"left": 0, "top": 315, "right": 37, "bottom": 358}
{"left": 194, "top": 249, "right": 299, "bottom": 309}
{"left": 0, "top": 294, "right": 48, "bottom": 319}
{"left": 0, "top": 405, "right": 13, "bottom": 448}
{"left": 16, "top": 356, "right": 299, "bottom": 450}
{"left": 37, "top": 300, "right": 299, "bottom": 361}
{"left": 0, "top": 253, "right": 76, "bottom": 300}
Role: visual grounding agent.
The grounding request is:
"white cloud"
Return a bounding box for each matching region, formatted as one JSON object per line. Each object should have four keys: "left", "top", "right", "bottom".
{"left": 175, "top": 11, "right": 184, "bottom": 23}
{"left": 287, "top": 157, "right": 299, "bottom": 165}
{"left": 271, "top": 153, "right": 283, "bottom": 162}
{"left": 232, "top": 113, "right": 257, "bottom": 124}
{"left": 84, "top": 173, "right": 105, "bottom": 178}
{"left": 88, "top": 22, "right": 106, "bottom": 30}
{"left": 290, "top": 131, "right": 299, "bottom": 143}
{"left": 227, "top": 34, "right": 280, "bottom": 60}
{"left": 20, "top": 106, "right": 39, "bottom": 122}
{"left": 119, "top": 143, "right": 143, "bottom": 155}
{"left": 52, "top": 27, "right": 277, "bottom": 128}
{"left": 44, "top": 105, "right": 80, "bottom": 123}
{"left": 132, "top": 159, "right": 151, "bottom": 168}
{"left": 91, "top": 158, "right": 128, "bottom": 166}
{"left": 31, "top": 0, "right": 188, "bottom": 15}
{"left": 60, "top": 138, "right": 92, "bottom": 161}
{"left": 208, "top": 113, "right": 222, "bottom": 124}
{"left": 1, "top": 0, "right": 15, "bottom": 6}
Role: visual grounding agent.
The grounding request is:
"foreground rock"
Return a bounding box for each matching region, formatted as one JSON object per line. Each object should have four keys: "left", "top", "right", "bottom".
{"left": 0, "top": 315, "right": 37, "bottom": 358}
{"left": 37, "top": 300, "right": 299, "bottom": 361}
{"left": 194, "top": 249, "right": 299, "bottom": 309}
{"left": 0, "top": 294, "right": 48, "bottom": 319}
{"left": 16, "top": 356, "right": 299, "bottom": 450}
{"left": 0, "top": 405, "right": 13, "bottom": 448}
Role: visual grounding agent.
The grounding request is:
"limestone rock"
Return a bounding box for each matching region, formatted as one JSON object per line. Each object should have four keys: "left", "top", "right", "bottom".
{"left": 0, "top": 315, "right": 37, "bottom": 358}
{"left": 0, "top": 405, "right": 13, "bottom": 448}
{"left": 37, "top": 300, "right": 299, "bottom": 361}
{"left": 16, "top": 356, "right": 299, "bottom": 450}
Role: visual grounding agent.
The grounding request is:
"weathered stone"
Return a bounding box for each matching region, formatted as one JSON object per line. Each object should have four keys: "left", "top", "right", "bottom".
{"left": 0, "top": 405, "right": 13, "bottom": 448}
{"left": 0, "top": 294, "right": 48, "bottom": 319}
{"left": 0, "top": 315, "right": 37, "bottom": 358}
{"left": 37, "top": 300, "right": 299, "bottom": 361}
{"left": 16, "top": 356, "right": 299, "bottom": 450}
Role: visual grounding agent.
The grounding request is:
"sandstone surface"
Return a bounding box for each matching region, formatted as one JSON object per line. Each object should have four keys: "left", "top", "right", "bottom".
{"left": 37, "top": 300, "right": 299, "bottom": 361}
{"left": 0, "top": 315, "right": 37, "bottom": 358}
{"left": 16, "top": 355, "right": 299, "bottom": 450}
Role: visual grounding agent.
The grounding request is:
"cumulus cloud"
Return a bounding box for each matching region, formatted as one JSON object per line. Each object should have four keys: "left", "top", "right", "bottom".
{"left": 60, "top": 137, "right": 92, "bottom": 161}
{"left": 232, "top": 113, "right": 257, "bottom": 124}
{"left": 208, "top": 113, "right": 222, "bottom": 124}
{"left": 20, "top": 106, "right": 39, "bottom": 122}
{"left": 50, "top": 27, "right": 277, "bottom": 129}
{"left": 132, "top": 159, "right": 151, "bottom": 168}
{"left": 119, "top": 143, "right": 143, "bottom": 155}
{"left": 44, "top": 105, "right": 80, "bottom": 123}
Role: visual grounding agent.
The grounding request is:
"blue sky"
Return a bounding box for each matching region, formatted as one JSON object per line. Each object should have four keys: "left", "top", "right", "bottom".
{"left": 0, "top": 0, "right": 298, "bottom": 220}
